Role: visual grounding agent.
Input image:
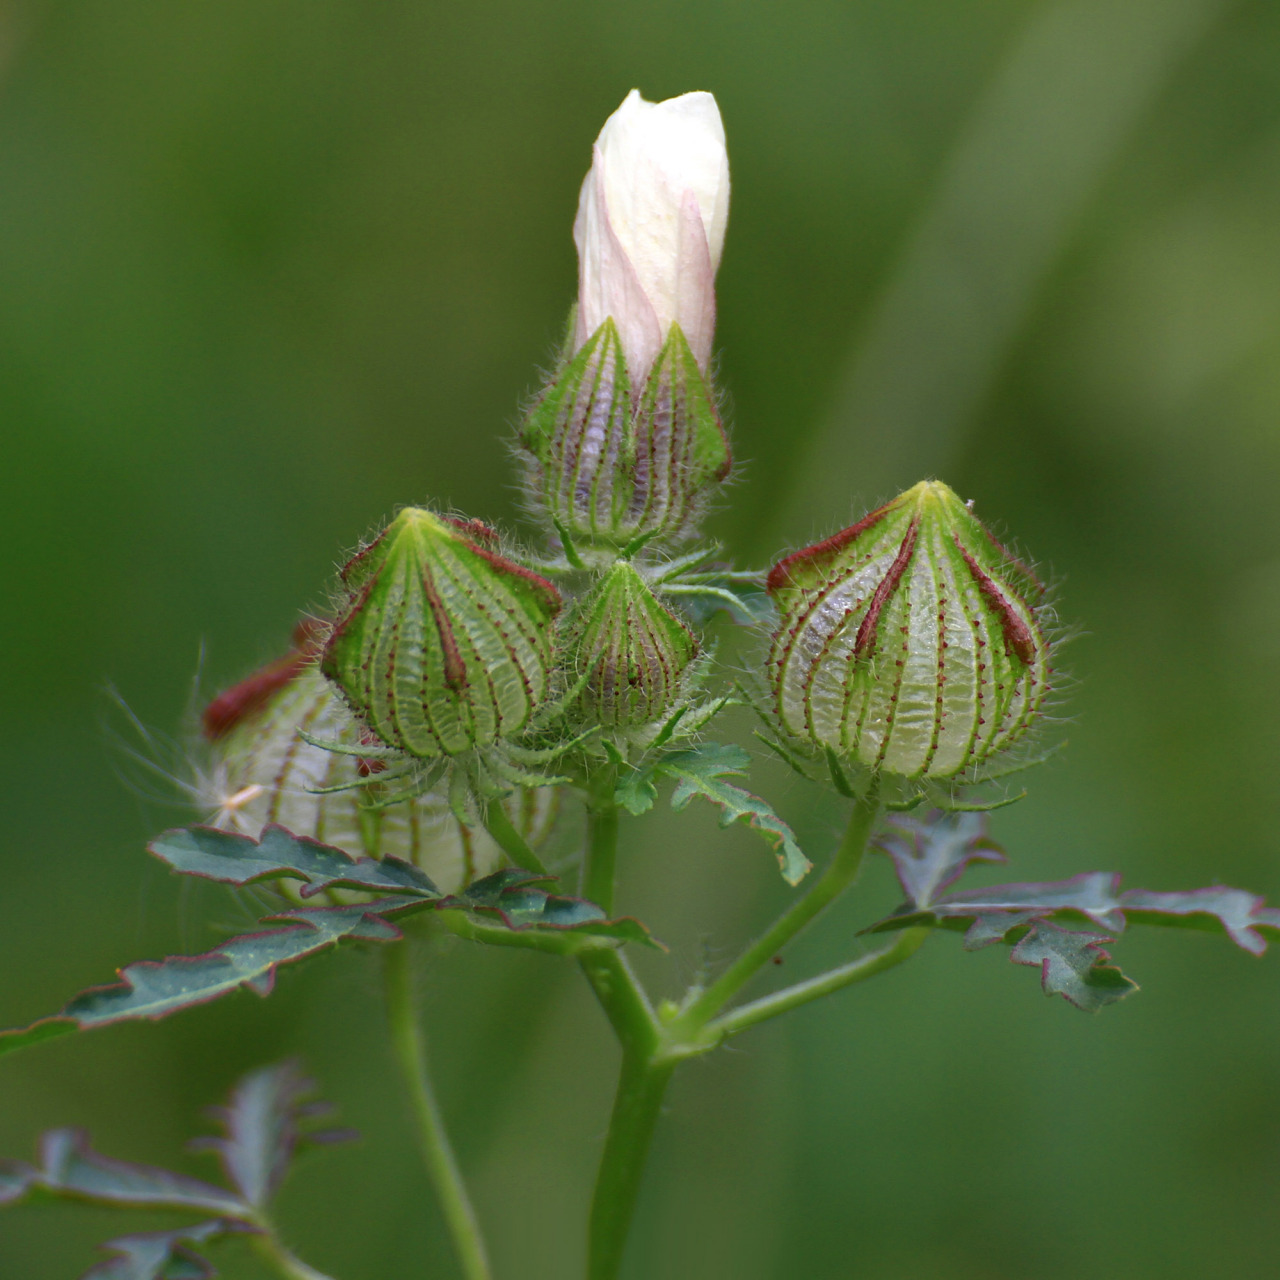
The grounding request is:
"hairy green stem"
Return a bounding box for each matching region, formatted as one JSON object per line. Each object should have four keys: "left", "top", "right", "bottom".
{"left": 679, "top": 782, "right": 882, "bottom": 1028}
{"left": 383, "top": 944, "right": 493, "bottom": 1280}
{"left": 706, "top": 927, "right": 929, "bottom": 1039}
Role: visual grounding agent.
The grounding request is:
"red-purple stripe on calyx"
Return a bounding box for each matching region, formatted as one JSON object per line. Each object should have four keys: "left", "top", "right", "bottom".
{"left": 766, "top": 502, "right": 896, "bottom": 596}
{"left": 853, "top": 516, "right": 920, "bottom": 660}
{"left": 419, "top": 565, "right": 468, "bottom": 691}
{"left": 954, "top": 535, "right": 1038, "bottom": 665}
{"left": 464, "top": 540, "right": 562, "bottom": 620}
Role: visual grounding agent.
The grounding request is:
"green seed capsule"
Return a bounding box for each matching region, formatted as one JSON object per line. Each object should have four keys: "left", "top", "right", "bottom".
{"left": 322, "top": 509, "right": 562, "bottom": 758}
{"left": 564, "top": 561, "right": 697, "bottom": 729}
{"left": 766, "top": 481, "right": 1049, "bottom": 779}
{"left": 203, "top": 661, "right": 557, "bottom": 894}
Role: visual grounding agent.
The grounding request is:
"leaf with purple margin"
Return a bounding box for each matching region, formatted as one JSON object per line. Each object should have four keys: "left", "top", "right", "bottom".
{"left": 1119, "top": 887, "right": 1280, "bottom": 956}
{"left": 148, "top": 824, "right": 441, "bottom": 899}
{"left": 873, "top": 810, "right": 1005, "bottom": 907}
{"left": 0, "top": 899, "right": 427, "bottom": 1058}
{"left": 0, "top": 1128, "right": 247, "bottom": 1217}
{"left": 1007, "top": 920, "right": 1137, "bottom": 1010}
{"left": 437, "top": 870, "right": 660, "bottom": 948}
{"left": 81, "top": 1219, "right": 251, "bottom": 1280}
{"left": 189, "top": 1060, "right": 354, "bottom": 1209}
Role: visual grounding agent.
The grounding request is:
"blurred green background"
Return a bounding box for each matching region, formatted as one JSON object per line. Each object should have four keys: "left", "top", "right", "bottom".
{"left": 4, "top": 0, "right": 1280, "bottom": 1275}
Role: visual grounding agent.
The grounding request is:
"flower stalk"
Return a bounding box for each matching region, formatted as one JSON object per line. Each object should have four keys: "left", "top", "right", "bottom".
{"left": 383, "top": 943, "right": 493, "bottom": 1280}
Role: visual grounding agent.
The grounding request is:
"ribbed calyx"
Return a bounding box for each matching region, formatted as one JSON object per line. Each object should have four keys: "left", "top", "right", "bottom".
{"left": 564, "top": 561, "right": 697, "bottom": 729}
{"left": 322, "top": 508, "right": 562, "bottom": 758}
{"left": 519, "top": 320, "right": 731, "bottom": 550}
{"left": 203, "top": 660, "right": 556, "bottom": 894}
{"left": 767, "top": 481, "right": 1050, "bottom": 779}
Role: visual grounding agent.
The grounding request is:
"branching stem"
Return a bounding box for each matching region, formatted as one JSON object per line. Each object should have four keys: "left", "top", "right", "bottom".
{"left": 677, "top": 781, "right": 882, "bottom": 1028}
{"left": 383, "top": 943, "right": 493, "bottom": 1280}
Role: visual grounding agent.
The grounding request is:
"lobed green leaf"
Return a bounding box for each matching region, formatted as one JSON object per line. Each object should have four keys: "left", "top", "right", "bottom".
{"left": 616, "top": 744, "right": 812, "bottom": 885}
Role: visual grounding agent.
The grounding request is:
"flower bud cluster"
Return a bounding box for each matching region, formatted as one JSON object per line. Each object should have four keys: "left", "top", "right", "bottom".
{"left": 766, "top": 481, "right": 1050, "bottom": 780}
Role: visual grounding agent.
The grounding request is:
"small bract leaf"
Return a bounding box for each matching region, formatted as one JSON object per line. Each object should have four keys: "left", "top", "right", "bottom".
{"left": 563, "top": 561, "right": 697, "bottom": 729}
{"left": 323, "top": 509, "right": 561, "bottom": 757}
{"left": 767, "top": 481, "right": 1050, "bottom": 779}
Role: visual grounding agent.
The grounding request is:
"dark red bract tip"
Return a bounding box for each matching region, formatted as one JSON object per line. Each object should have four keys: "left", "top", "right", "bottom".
{"left": 202, "top": 619, "right": 328, "bottom": 740}
{"left": 766, "top": 502, "right": 893, "bottom": 595}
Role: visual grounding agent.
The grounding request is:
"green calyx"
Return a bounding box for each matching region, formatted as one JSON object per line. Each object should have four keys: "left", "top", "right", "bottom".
{"left": 323, "top": 508, "right": 562, "bottom": 758}
{"left": 766, "top": 480, "right": 1050, "bottom": 779}
{"left": 562, "top": 561, "right": 698, "bottom": 730}
{"left": 519, "top": 319, "right": 731, "bottom": 552}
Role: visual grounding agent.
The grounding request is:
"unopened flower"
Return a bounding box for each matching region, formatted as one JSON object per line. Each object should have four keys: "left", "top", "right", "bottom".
{"left": 766, "top": 481, "right": 1050, "bottom": 779}
{"left": 562, "top": 561, "right": 697, "bottom": 730}
{"left": 519, "top": 90, "right": 732, "bottom": 551}
{"left": 322, "top": 509, "right": 562, "bottom": 758}
{"left": 573, "top": 88, "right": 730, "bottom": 378}
{"left": 202, "top": 654, "right": 557, "bottom": 894}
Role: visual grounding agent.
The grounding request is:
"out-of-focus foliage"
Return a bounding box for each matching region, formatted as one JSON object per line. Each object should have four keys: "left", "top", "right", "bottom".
{"left": 3, "top": 0, "right": 1280, "bottom": 1276}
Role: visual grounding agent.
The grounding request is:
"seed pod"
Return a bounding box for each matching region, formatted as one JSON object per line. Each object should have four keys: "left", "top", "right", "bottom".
{"left": 564, "top": 561, "right": 697, "bottom": 729}
{"left": 520, "top": 320, "right": 730, "bottom": 549}
{"left": 766, "top": 481, "right": 1049, "bottom": 779}
{"left": 322, "top": 509, "right": 562, "bottom": 758}
{"left": 202, "top": 659, "right": 557, "bottom": 894}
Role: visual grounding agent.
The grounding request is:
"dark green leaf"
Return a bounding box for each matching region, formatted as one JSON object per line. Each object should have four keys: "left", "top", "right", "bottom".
{"left": 1005, "top": 921, "right": 1138, "bottom": 1011}
{"left": 82, "top": 1219, "right": 248, "bottom": 1280}
{"left": 438, "top": 870, "right": 661, "bottom": 948}
{"left": 0, "top": 900, "right": 424, "bottom": 1057}
{"left": 635, "top": 744, "right": 812, "bottom": 885}
{"left": 148, "top": 824, "right": 440, "bottom": 899}
{"left": 190, "top": 1061, "right": 352, "bottom": 1210}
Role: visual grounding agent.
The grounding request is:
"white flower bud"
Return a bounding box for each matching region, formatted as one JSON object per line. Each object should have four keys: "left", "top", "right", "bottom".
{"left": 573, "top": 89, "right": 729, "bottom": 377}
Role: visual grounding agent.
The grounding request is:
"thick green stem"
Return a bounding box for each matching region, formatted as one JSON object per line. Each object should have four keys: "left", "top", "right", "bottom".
{"left": 679, "top": 783, "right": 881, "bottom": 1029}
{"left": 706, "top": 927, "right": 929, "bottom": 1039}
{"left": 383, "top": 944, "right": 493, "bottom": 1280}
{"left": 583, "top": 799, "right": 620, "bottom": 915}
{"left": 586, "top": 1053, "right": 675, "bottom": 1280}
